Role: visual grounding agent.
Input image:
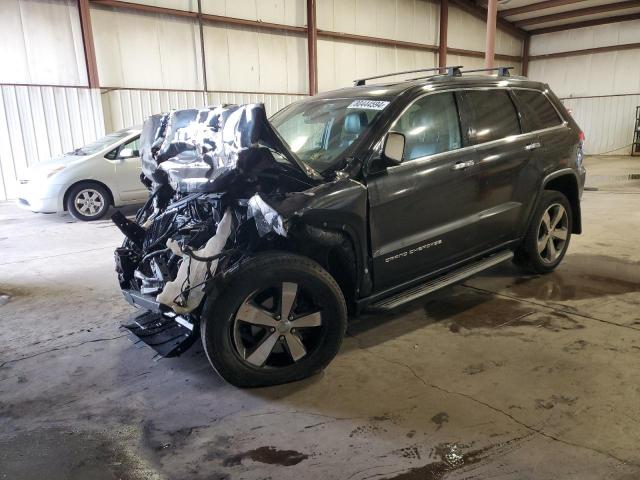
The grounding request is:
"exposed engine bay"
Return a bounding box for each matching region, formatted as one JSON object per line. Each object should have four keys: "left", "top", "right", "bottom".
{"left": 112, "top": 103, "right": 367, "bottom": 357}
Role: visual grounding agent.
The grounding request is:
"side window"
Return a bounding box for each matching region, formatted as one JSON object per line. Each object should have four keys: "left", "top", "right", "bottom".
{"left": 122, "top": 136, "right": 141, "bottom": 154}
{"left": 105, "top": 136, "right": 139, "bottom": 160}
{"left": 391, "top": 92, "right": 462, "bottom": 160}
{"left": 105, "top": 148, "right": 118, "bottom": 160}
{"left": 463, "top": 90, "right": 521, "bottom": 145}
{"left": 513, "top": 90, "right": 563, "bottom": 131}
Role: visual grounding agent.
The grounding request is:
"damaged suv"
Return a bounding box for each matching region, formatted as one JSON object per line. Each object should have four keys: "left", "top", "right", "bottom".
{"left": 113, "top": 67, "right": 586, "bottom": 387}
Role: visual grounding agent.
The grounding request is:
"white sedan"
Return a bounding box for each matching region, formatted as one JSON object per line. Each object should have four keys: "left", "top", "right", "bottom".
{"left": 16, "top": 127, "right": 149, "bottom": 221}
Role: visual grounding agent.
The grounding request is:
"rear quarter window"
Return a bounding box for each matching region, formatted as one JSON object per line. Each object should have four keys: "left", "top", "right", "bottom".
{"left": 463, "top": 90, "right": 521, "bottom": 145}
{"left": 513, "top": 89, "right": 564, "bottom": 131}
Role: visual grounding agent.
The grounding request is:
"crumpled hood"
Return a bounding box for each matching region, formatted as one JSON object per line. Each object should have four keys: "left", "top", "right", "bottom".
{"left": 139, "top": 103, "right": 321, "bottom": 194}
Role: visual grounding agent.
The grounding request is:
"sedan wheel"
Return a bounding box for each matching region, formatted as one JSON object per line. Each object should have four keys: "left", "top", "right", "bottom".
{"left": 74, "top": 189, "right": 105, "bottom": 218}
{"left": 66, "top": 182, "right": 111, "bottom": 221}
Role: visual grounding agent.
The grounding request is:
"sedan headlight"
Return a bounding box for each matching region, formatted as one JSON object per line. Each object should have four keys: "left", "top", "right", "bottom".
{"left": 44, "top": 165, "right": 67, "bottom": 178}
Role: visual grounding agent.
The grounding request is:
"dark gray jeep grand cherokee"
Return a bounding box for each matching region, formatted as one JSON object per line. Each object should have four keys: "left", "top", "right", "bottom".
{"left": 113, "top": 66, "right": 586, "bottom": 387}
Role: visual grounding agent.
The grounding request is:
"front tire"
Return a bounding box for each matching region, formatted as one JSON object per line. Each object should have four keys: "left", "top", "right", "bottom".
{"left": 66, "top": 182, "right": 111, "bottom": 221}
{"left": 516, "top": 190, "right": 572, "bottom": 274}
{"left": 200, "top": 253, "right": 347, "bottom": 388}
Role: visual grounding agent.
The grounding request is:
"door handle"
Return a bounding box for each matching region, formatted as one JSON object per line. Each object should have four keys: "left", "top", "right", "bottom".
{"left": 451, "top": 160, "right": 475, "bottom": 170}
{"left": 525, "top": 142, "right": 541, "bottom": 151}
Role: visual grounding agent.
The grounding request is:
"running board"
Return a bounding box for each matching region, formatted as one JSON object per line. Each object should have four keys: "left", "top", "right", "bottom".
{"left": 369, "top": 250, "right": 513, "bottom": 311}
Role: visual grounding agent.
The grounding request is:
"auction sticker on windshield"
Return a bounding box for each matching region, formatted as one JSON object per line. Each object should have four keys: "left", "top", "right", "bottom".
{"left": 347, "top": 100, "right": 390, "bottom": 110}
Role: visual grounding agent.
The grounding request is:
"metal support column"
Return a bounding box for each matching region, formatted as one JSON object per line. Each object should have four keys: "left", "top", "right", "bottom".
{"left": 307, "top": 0, "right": 318, "bottom": 95}
{"left": 522, "top": 35, "right": 530, "bottom": 76}
{"left": 484, "top": 0, "right": 498, "bottom": 69}
{"left": 78, "top": 0, "right": 99, "bottom": 88}
{"left": 439, "top": 0, "right": 449, "bottom": 68}
{"left": 197, "top": 0, "right": 208, "bottom": 93}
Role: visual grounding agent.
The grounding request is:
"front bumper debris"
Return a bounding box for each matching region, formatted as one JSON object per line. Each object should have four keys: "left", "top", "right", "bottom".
{"left": 120, "top": 289, "right": 198, "bottom": 358}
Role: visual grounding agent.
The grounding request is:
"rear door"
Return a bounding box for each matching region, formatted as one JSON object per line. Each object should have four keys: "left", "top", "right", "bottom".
{"left": 511, "top": 88, "right": 570, "bottom": 181}
{"left": 368, "top": 91, "right": 480, "bottom": 291}
{"left": 457, "top": 88, "right": 539, "bottom": 251}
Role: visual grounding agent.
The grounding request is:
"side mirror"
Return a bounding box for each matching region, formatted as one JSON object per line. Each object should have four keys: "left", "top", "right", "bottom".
{"left": 382, "top": 132, "right": 405, "bottom": 166}
{"left": 118, "top": 148, "right": 136, "bottom": 159}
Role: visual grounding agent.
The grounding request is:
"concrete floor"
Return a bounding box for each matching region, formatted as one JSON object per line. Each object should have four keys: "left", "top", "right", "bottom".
{"left": 1, "top": 155, "right": 639, "bottom": 480}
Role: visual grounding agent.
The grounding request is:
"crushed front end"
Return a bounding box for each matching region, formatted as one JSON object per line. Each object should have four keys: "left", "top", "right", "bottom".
{"left": 113, "top": 103, "right": 321, "bottom": 357}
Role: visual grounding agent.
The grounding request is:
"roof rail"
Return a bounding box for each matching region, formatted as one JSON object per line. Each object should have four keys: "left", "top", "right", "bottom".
{"left": 460, "top": 66, "right": 513, "bottom": 76}
{"left": 353, "top": 66, "right": 463, "bottom": 86}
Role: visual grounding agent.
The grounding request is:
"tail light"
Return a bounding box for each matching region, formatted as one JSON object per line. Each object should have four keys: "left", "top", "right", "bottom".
{"left": 577, "top": 131, "right": 585, "bottom": 168}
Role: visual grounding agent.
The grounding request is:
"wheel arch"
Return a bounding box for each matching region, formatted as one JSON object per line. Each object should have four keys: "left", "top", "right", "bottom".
{"left": 542, "top": 170, "right": 582, "bottom": 234}
{"left": 203, "top": 223, "right": 364, "bottom": 317}
{"left": 62, "top": 179, "right": 115, "bottom": 212}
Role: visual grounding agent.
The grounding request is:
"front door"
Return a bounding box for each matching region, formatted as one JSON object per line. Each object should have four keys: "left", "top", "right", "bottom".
{"left": 368, "top": 91, "right": 480, "bottom": 292}
{"left": 113, "top": 136, "right": 147, "bottom": 202}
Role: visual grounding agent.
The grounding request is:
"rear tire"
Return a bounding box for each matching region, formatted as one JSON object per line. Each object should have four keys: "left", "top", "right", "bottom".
{"left": 66, "top": 182, "right": 111, "bottom": 221}
{"left": 200, "top": 252, "right": 347, "bottom": 388}
{"left": 515, "top": 190, "right": 572, "bottom": 274}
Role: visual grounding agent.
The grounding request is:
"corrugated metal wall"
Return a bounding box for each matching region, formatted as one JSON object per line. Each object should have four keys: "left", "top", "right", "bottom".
{"left": 203, "top": 26, "right": 308, "bottom": 94}
{"left": 562, "top": 96, "right": 640, "bottom": 155}
{"left": 529, "top": 20, "right": 640, "bottom": 155}
{"left": 101, "top": 89, "right": 307, "bottom": 133}
{"left": 0, "top": 85, "right": 104, "bottom": 200}
{"left": 91, "top": 6, "right": 204, "bottom": 90}
{"left": 448, "top": 4, "right": 522, "bottom": 58}
{"left": 0, "top": 0, "right": 88, "bottom": 86}
{"left": 97, "top": 0, "right": 309, "bottom": 20}
{"left": 316, "top": 1, "right": 523, "bottom": 92}
{"left": 315, "top": 0, "right": 439, "bottom": 89}
{"left": 91, "top": 4, "right": 309, "bottom": 94}
{"left": 202, "top": 0, "right": 306, "bottom": 26}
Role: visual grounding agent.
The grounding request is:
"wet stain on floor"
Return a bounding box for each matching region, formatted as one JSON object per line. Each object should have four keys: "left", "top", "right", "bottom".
{"left": 535, "top": 395, "right": 578, "bottom": 410}
{"left": 425, "top": 290, "right": 583, "bottom": 333}
{"left": 382, "top": 443, "right": 494, "bottom": 480}
{"left": 222, "top": 446, "right": 308, "bottom": 467}
{"left": 425, "top": 291, "right": 533, "bottom": 328}
{"left": 430, "top": 412, "right": 449, "bottom": 430}
{"left": 505, "top": 254, "right": 640, "bottom": 302}
{"left": 0, "top": 428, "right": 154, "bottom": 480}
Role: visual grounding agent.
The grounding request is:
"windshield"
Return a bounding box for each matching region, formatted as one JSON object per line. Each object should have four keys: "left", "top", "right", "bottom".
{"left": 270, "top": 98, "right": 389, "bottom": 172}
{"left": 69, "top": 130, "right": 134, "bottom": 156}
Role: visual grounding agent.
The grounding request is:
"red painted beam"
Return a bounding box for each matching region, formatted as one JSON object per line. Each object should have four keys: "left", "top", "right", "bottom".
{"left": 500, "top": 0, "right": 587, "bottom": 17}
{"left": 515, "top": 0, "right": 640, "bottom": 27}
{"left": 529, "top": 11, "right": 640, "bottom": 34}
{"left": 485, "top": 0, "right": 498, "bottom": 68}
{"left": 78, "top": 0, "right": 99, "bottom": 88}
{"left": 528, "top": 41, "right": 640, "bottom": 60}
{"left": 307, "top": 0, "right": 318, "bottom": 95}
{"left": 522, "top": 35, "right": 530, "bottom": 76}
{"left": 439, "top": 0, "right": 449, "bottom": 68}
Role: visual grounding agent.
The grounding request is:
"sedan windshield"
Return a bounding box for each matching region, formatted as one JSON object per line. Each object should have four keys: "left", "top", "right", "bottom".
{"left": 69, "top": 129, "right": 135, "bottom": 156}
{"left": 271, "top": 98, "right": 390, "bottom": 172}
